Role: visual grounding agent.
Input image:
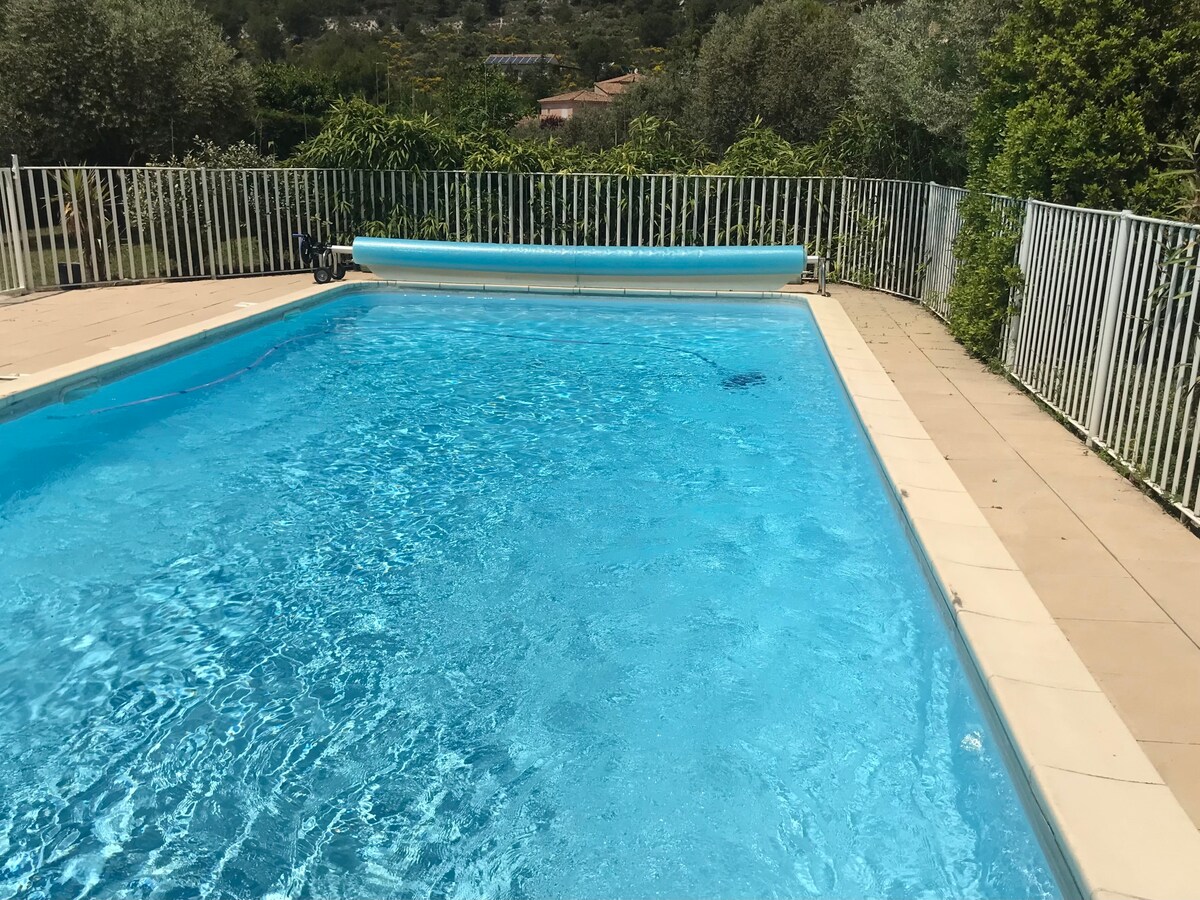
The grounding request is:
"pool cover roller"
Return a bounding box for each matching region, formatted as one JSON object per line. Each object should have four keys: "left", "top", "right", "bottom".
{"left": 349, "top": 238, "right": 807, "bottom": 291}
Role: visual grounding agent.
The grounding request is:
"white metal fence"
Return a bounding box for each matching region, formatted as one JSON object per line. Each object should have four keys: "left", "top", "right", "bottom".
{"left": 1, "top": 161, "right": 939, "bottom": 297}
{"left": 1006, "top": 202, "right": 1200, "bottom": 521}
{"left": 1, "top": 158, "right": 1198, "bottom": 525}
{"left": 3, "top": 165, "right": 855, "bottom": 292}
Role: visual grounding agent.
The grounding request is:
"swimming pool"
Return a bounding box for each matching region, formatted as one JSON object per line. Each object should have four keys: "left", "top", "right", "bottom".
{"left": 0, "top": 288, "right": 1061, "bottom": 898}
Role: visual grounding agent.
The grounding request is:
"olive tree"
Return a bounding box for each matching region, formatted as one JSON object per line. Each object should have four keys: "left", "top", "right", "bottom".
{"left": 846, "top": 0, "right": 1012, "bottom": 182}
{"left": 0, "top": 0, "right": 254, "bottom": 163}
{"left": 688, "top": 0, "right": 856, "bottom": 151}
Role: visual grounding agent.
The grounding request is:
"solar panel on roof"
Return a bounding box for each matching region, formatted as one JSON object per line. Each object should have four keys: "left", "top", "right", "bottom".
{"left": 485, "top": 53, "right": 555, "bottom": 65}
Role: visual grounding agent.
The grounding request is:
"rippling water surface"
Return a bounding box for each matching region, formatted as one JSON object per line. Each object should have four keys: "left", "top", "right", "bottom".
{"left": 0, "top": 290, "right": 1060, "bottom": 899}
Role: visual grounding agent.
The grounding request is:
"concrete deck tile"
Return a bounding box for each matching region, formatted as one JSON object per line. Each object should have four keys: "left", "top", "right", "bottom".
{"left": 990, "top": 675, "right": 1164, "bottom": 783}
{"left": 895, "top": 483, "right": 990, "bottom": 528}
{"left": 1085, "top": 512, "right": 1200, "bottom": 563}
{"left": 1041, "top": 473, "right": 1156, "bottom": 508}
{"left": 1031, "top": 765, "right": 1200, "bottom": 899}
{"left": 957, "top": 611, "right": 1099, "bottom": 690}
{"left": 1119, "top": 561, "right": 1200, "bottom": 646}
{"left": 1027, "top": 572, "right": 1172, "bottom": 623}
{"left": 1001, "top": 532, "right": 1145, "bottom": 577}
{"left": 916, "top": 517, "right": 1020, "bottom": 570}
{"left": 1142, "top": 742, "right": 1200, "bottom": 829}
{"left": 926, "top": 431, "right": 1018, "bottom": 463}
{"left": 936, "top": 561, "right": 1055, "bottom": 622}
{"left": 1057, "top": 620, "right": 1200, "bottom": 745}
{"left": 981, "top": 499, "right": 1094, "bottom": 543}
{"left": 904, "top": 399, "right": 994, "bottom": 427}
{"left": 883, "top": 453, "right": 970, "bottom": 493}
{"left": 945, "top": 458, "right": 1057, "bottom": 509}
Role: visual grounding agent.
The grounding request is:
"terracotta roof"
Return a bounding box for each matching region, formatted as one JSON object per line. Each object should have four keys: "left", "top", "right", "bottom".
{"left": 538, "top": 88, "right": 612, "bottom": 105}
{"left": 539, "top": 73, "right": 644, "bottom": 106}
{"left": 594, "top": 72, "right": 644, "bottom": 96}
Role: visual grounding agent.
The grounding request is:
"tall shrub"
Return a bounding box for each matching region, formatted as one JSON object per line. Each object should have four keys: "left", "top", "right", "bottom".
{"left": 690, "top": 0, "right": 856, "bottom": 151}
{"left": 0, "top": 0, "right": 254, "bottom": 163}
{"left": 971, "top": 0, "right": 1200, "bottom": 212}
{"left": 948, "top": 0, "right": 1200, "bottom": 359}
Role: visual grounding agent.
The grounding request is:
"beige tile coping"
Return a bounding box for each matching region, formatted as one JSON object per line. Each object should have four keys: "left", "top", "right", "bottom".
{"left": 4, "top": 278, "right": 1196, "bottom": 898}
{"left": 808, "top": 294, "right": 1200, "bottom": 900}
{"left": 0, "top": 281, "right": 342, "bottom": 419}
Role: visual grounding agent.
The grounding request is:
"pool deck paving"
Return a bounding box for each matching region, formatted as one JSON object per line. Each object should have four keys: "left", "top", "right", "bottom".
{"left": 3, "top": 275, "right": 1200, "bottom": 897}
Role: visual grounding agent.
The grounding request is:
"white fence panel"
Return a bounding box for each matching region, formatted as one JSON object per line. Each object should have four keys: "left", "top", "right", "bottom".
{"left": 10, "top": 167, "right": 849, "bottom": 291}
{"left": 1004, "top": 203, "right": 1200, "bottom": 523}
{"left": 1005, "top": 201, "right": 1121, "bottom": 430}
{"left": 921, "top": 185, "right": 968, "bottom": 319}
{"left": 834, "top": 178, "right": 928, "bottom": 300}
{"left": 1, "top": 165, "right": 28, "bottom": 296}
{"left": 1088, "top": 216, "right": 1200, "bottom": 519}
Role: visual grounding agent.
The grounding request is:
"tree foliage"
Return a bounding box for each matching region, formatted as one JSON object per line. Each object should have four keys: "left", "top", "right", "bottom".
{"left": 254, "top": 63, "right": 340, "bottom": 154}
{"left": 294, "top": 99, "right": 463, "bottom": 170}
{"left": 945, "top": 193, "right": 1023, "bottom": 358}
{"left": 441, "top": 68, "right": 535, "bottom": 133}
{"left": 690, "top": 0, "right": 856, "bottom": 151}
{"left": 845, "top": 0, "right": 1011, "bottom": 182}
{"left": 969, "top": 0, "right": 1200, "bottom": 211}
{"left": 291, "top": 97, "right": 832, "bottom": 178}
{"left": 1158, "top": 130, "right": 1200, "bottom": 224}
{"left": 947, "top": 0, "right": 1200, "bottom": 360}
{"left": 0, "top": 0, "right": 254, "bottom": 163}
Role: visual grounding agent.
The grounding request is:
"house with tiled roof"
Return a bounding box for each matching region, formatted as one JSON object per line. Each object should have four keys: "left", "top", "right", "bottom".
{"left": 538, "top": 72, "right": 644, "bottom": 124}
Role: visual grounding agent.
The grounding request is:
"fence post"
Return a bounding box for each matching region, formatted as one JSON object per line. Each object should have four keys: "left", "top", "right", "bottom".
{"left": 199, "top": 167, "right": 218, "bottom": 278}
{"left": 1083, "top": 209, "right": 1134, "bottom": 446}
{"left": 1004, "top": 198, "right": 1037, "bottom": 364}
{"left": 919, "top": 181, "right": 939, "bottom": 307}
{"left": 8, "top": 155, "right": 31, "bottom": 293}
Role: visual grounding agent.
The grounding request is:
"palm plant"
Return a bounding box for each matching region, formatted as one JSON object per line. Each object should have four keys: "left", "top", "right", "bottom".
{"left": 56, "top": 170, "right": 116, "bottom": 282}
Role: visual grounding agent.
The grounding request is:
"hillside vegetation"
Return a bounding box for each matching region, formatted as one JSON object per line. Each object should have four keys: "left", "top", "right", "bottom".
{"left": 1, "top": 0, "right": 1198, "bottom": 361}
{"left": 0, "top": 0, "right": 1196, "bottom": 216}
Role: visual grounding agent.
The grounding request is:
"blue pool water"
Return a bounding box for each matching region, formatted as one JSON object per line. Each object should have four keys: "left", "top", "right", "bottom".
{"left": 0, "top": 289, "right": 1061, "bottom": 899}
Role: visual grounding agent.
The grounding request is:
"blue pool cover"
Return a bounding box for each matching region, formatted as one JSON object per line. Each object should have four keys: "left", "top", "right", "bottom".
{"left": 351, "top": 237, "right": 806, "bottom": 281}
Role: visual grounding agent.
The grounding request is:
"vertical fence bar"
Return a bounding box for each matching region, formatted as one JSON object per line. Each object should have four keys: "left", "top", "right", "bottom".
{"left": 10, "top": 157, "right": 32, "bottom": 290}
{"left": 1084, "top": 210, "right": 1135, "bottom": 444}
{"left": 1, "top": 158, "right": 28, "bottom": 293}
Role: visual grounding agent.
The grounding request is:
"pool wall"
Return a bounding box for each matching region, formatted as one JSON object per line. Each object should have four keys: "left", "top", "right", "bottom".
{"left": 3, "top": 278, "right": 1200, "bottom": 900}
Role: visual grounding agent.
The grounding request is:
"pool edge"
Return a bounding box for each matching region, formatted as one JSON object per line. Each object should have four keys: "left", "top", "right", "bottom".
{"left": 0, "top": 281, "right": 352, "bottom": 423}
{"left": 0, "top": 279, "right": 804, "bottom": 424}
{"left": 806, "top": 293, "right": 1200, "bottom": 900}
